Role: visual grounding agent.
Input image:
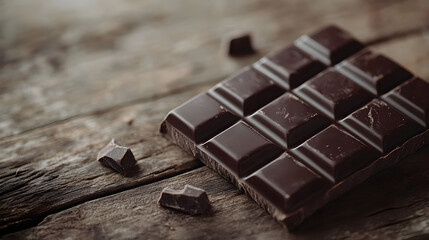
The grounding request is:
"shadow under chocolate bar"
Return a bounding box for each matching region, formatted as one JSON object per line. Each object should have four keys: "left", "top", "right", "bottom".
{"left": 160, "top": 25, "right": 429, "bottom": 230}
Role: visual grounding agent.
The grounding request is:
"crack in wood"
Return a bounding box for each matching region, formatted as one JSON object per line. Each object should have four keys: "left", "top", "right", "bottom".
{"left": 369, "top": 215, "right": 422, "bottom": 231}
{"left": 1, "top": 171, "right": 47, "bottom": 196}
{"left": 0, "top": 161, "right": 204, "bottom": 236}
{"left": 136, "top": 145, "right": 179, "bottom": 161}
{"left": 0, "top": 75, "right": 224, "bottom": 143}
{"left": 365, "top": 25, "right": 429, "bottom": 46}
{"left": 365, "top": 199, "right": 425, "bottom": 217}
{"left": 1, "top": 25, "right": 427, "bottom": 143}
{"left": 150, "top": 166, "right": 177, "bottom": 176}
{"left": 0, "top": 182, "right": 28, "bottom": 197}
{"left": 403, "top": 233, "right": 429, "bottom": 240}
{"left": 1, "top": 1, "right": 429, "bottom": 238}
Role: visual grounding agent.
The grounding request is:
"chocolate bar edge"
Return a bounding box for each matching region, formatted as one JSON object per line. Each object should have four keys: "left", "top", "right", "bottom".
{"left": 160, "top": 120, "right": 429, "bottom": 230}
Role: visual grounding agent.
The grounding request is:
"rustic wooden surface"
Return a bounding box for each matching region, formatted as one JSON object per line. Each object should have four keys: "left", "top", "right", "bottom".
{"left": 1, "top": 0, "right": 429, "bottom": 239}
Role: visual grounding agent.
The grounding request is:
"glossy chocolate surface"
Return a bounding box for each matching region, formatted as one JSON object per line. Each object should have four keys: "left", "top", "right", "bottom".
{"left": 295, "top": 25, "right": 364, "bottom": 65}
{"left": 202, "top": 121, "right": 282, "bottom": 177}
{"left": 336, "top": 50, "right": 412, "bottom": 95}
{"left": 382, "top": 77, "right": 429, "bottom": 127}
{"left": 294, "top": 68, "right": 373, "bottom": 120}
{"left": 247, "top": 92, "right": 330, "bottom": 148}
{"left": 246, "top": 153, "right": 329, "bottom": 212}
{"left": 253, "top": 46, "right": 325, "bottom": 90}
{"left": 340, "top": 99, "right": 424, "bottom": 153}
{"left": 292, "top": 125, "right": 379, "bottom": 183}
{"left": 165, "top": 93, "right": 239, "bottom": 143}
{"left": 209, "top": 67, "right": 284, "bottom": 116}
{"left": 161, "top": 26, "right": 429, "bottom": 229}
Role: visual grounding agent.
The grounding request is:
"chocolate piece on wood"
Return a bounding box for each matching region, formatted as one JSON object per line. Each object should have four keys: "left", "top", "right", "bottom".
{"left": 223, "top": 31, "right": 255, "bottom": 56}
{"left": 97, "top": 139, "right": 136, "bottom": 176}
{"left": 208, "top": 67, "right": 284, "bottom": 116}
{"left": 158, "top": 185, "right": 211, "bottom": 215}
{"left": 160, "top": 25, "right": 429, "bottom": 230}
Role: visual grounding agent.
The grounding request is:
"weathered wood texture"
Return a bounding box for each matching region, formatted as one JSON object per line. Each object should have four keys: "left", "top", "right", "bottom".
{"left": 0, "top": 85, "right": 208, "bottom": 233}
{"left": 4, "top": 145, "right": 429, "bottom": 240}
{"left": 1, "top": 0, "right": 429, "bottom": 139}
{"left": 1, "top": 0, "right": 429, "bottom": 239}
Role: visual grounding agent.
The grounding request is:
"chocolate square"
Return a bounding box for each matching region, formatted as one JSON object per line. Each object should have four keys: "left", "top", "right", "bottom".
{"left": 294, "top": 68, "right": 373, "bottom": 120}
{"left": 382, "top": 77, "right": 429, "bottom": 127}
{"left": 247, "top": 92, "right": 330, "bottom": 148}
{"left": 246, "top": 153, "right": 330, "bottom": 212}
{"left": 340, "top": 99, "right": 424, "bottom": 153}
{"left": 253, "top": 45, "right": 325, "bottom": 90}
{"left": 201, "top": 121, "right": 283, "bottom": 178}
{"left": 208, "top": 67, "right": 284, "bottom": 116}
{"left": 336, "top": 50, "right": 412, "bottom": 95}
{"left": 295, "top": 25, "right": 364, "bottom": 65}
{"left": 292, "top": 125, "right": 379, "bottom": 183}
{"left": 163, "top": 93, "right": 239, "bottom": 143}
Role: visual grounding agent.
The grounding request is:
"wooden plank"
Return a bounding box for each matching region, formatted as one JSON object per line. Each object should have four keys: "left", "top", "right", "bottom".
{"left": 1, "top": 31, "right": 428, "bottom": 235}
{"left": 373, "top": 31, "right": 429, "bottom": 79}
{"left": 1, "top": 0, "right": 429, "bottom": 138}
{"left": 0, "top": 84, "right": 211, "bottom": 234}
{"left": 3, "top": 145, "right": 428, "bottom": 240}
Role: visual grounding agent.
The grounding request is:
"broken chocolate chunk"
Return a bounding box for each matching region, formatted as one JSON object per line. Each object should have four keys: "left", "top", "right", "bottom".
{"left": 158, "top": 185, "right": 210, "bottom": 215}
{"left": 97, "top": 139, "right": 136, "bottom": 176}
{"left": 223, "top": 31, "right": 255, "bottom": 56}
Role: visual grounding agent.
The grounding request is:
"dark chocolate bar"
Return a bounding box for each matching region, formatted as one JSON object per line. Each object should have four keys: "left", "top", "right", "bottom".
{"left": 160, "top": 25, "right": 429, "bottom": 230}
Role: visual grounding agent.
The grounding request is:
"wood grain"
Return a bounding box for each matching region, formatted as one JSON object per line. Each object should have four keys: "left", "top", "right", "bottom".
{"left": 4, "top": 145, "right": 429, "bottom": 240}
{"left": 1, "top": 0, "right": 429, "bottom": 238}
{"left": 1, "top": 32, "right": 429, "bottom": 236}
{"left": 0, "top": 85, "right": 210, "bottom": 234}
{"left": 1, "top": 0, "right": 429, "bottom": 139}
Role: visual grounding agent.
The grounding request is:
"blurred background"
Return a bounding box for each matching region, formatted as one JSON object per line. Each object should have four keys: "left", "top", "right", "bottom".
{"left": 1, "top": 0, "right": 428, "bottom": 139}
{"left": 1, "top": 1, "right": 429, "bottom": 238}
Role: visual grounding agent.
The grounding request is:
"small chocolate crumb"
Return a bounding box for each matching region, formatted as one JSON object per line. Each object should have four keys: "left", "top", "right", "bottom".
{"left": 158, "top": 185, "right": 210, "bottom": 215}
{"left": 122, "top": 112, "right": 136, "bottom": 126}
{"left": 125, "top": 118, "right": 134, "bottom": 126}
{"left": 223, "top": 31, "right": 255, "bottom": 57}
{"left": 97, "top": 139, "right": 136, "bottom": 176}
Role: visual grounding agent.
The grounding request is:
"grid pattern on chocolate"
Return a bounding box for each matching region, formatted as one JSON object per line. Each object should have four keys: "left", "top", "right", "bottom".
{"left": 294, "top": 68, "right": 373, "bottom": 120}
{"left": 161, "top": 25, "right": 429, "bottom": 229}
{"left": 382, "top": 77, "right": 429, "bottom": 128}
{"left": 202, "top": 121, "right": 283, "bottom": 178}
{"left": 294, "top": 25, "right": 364, "bottom": 65}
{"left": 246, "top": 92, "right": 330, "bottom": 148}
{"left": 335, "top": 49, "right": 412, "bottom": 95}
{"left": 164, "top": 93, "right": 239, "bottom": 144}
{"left": 252, "top": 46, "right": 326, "bottom": 90}
{"left": 208, "top": 66, "right": 284, "bottom": 116}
